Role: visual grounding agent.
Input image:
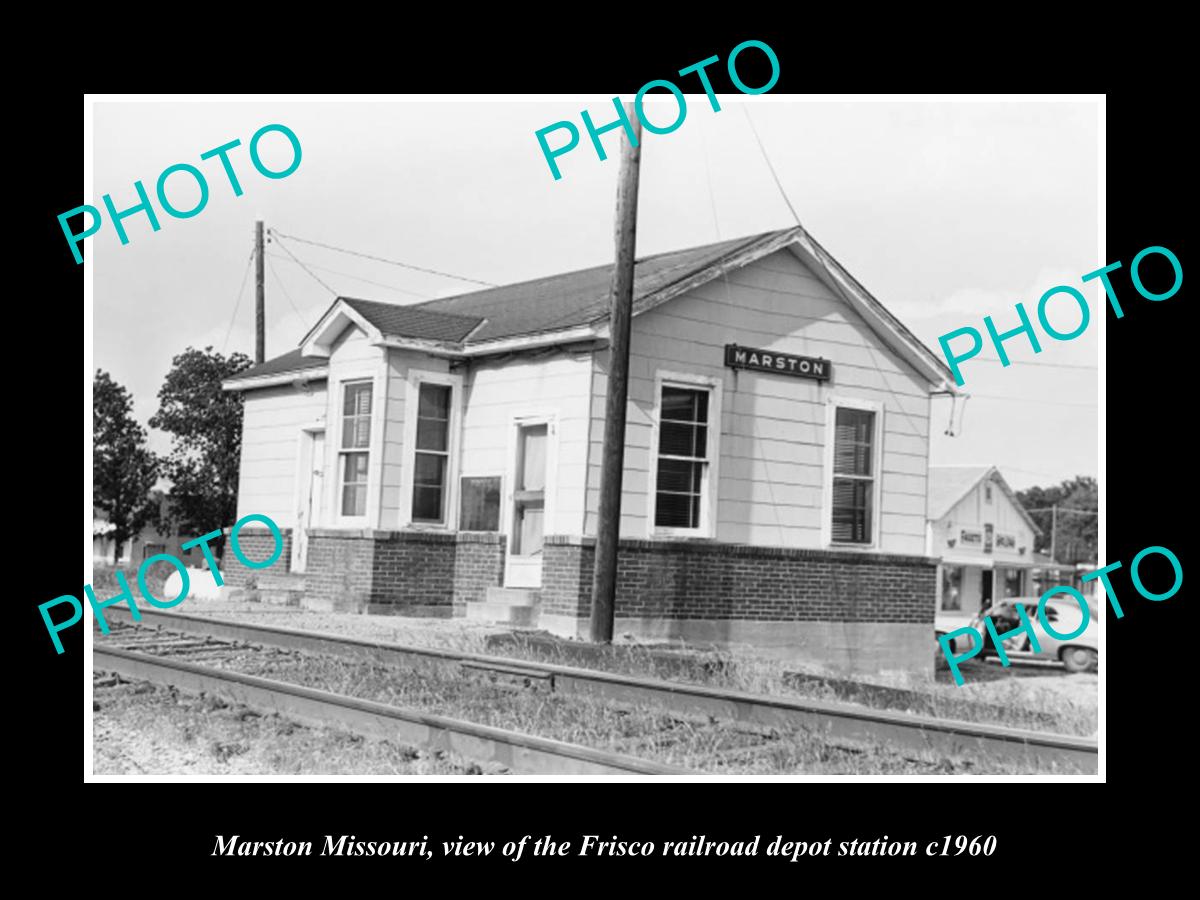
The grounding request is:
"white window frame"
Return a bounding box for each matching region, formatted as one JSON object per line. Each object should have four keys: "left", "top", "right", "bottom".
{"left": 334, "top": 376, "right": 378, "bottom": 525}
{"left": 647, "top": 370, "right": 722, "bottom": 539}
{"left": 821, "top": 395, "right": 884, "bottom": 550}
{"left": 400, "top": 368, "right": 464, "bottom": 530}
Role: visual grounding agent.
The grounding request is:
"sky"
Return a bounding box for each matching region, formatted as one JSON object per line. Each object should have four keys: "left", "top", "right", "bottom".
{"left": 91, "top": 97, "right": 1099, "bottom": 492}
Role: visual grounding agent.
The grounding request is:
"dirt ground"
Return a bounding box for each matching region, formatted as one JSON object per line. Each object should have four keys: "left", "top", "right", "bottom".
{"left": 92, "top": 676, "right": 482, "bottom": 775}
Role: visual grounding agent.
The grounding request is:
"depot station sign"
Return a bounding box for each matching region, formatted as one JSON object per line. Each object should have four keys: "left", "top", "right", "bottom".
{"left": 724, "top": 344, "right": 831, "bottom": 381}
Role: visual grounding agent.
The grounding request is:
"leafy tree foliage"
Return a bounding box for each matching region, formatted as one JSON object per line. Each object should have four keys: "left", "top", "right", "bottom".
{"left": 94, "top": 370, "right": 160, "bottom": 563}
{"left": 1016, "top": 476, "right": 1098, "bottom": 564}
{"left": 150, "top": 346, "right": 253, "bottom": 558}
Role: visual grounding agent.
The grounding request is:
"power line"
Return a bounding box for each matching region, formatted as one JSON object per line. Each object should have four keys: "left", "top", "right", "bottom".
{"left": 1005, "top": 466, "right": 1087, "bottom": 480}
{"left": 969, "top": 357, "right": 1098, "bottom": 371}
{"left": 265, "top": 254, "right": 310, "bottom": 326}
{"left": 265, "top": 251, "right": 430, "bottom": 299}
{"left": 742, "top": 107, "right": 804, "bottom": 229}
{"left": 966, "top": 393, "right": 1096, "bottom": 409}
{"left": 269, "top": 229, "right": 496, "bottom": 288}
{"left": 932, "top": 393, "right": 1096, "bottom": 409}
{"left": 698, "top": 116, "right": 722, "bottom": 241}
{"left": 1026, "top": 506, "right": 1097, "bottom": 516}
{"left": 269, "top": 231, "right": 337, "bottom": 295}
{"left": 220, "top": 245, "right": 257, "bottom": 353}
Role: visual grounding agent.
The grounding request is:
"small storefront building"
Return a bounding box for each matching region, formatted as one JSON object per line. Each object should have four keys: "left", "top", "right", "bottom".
{"left": 223, "top": 227, "right": 959, "bottom": 675}
{"left": 926, "top": 465, "right": 1042, "bottom": 626}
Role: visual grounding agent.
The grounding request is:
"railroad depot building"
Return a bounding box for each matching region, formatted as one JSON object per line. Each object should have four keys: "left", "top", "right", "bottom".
{"left": 223, "top": 226, "right": 958, "bottom": 675}
{"left": 926, "top": 465, "right": 1043, "bottom": 627}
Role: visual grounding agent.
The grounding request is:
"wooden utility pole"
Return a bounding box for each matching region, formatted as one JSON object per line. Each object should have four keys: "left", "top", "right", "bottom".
{"left": 1050, "top": 504, "right": 1058, "bottom": 564}
{"left": 255, "top": 220, "right": 266, "bottom": 364}
{"left": 589, "top": 105, "right": 643, "bottom": 644}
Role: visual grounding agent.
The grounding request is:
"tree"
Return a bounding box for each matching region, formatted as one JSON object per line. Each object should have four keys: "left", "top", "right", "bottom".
{"left": 94, "top": 370, "right": 160, "bottom": 564}
{"left": 150, "top": 346, "right": 253, "bottom": 560}
{"left": 1016, "top": 476, "right": 1098, "bottom": 565}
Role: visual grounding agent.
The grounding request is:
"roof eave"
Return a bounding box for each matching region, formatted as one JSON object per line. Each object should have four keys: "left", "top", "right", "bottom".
{"left": 222, "top": 367, "right": 329, "bottom": 391}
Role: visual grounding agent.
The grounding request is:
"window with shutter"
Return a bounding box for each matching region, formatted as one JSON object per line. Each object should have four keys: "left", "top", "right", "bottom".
{"left": 830, "top": 406, "right": 875, "bottom": 544}
{"left": 654, "top": 385, "right": 711, "bottom": 530}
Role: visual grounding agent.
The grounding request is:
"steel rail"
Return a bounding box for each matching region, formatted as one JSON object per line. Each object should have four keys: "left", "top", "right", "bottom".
{"left": 100, "top": 607, "right": 1098, "bottom": 773}
{"left": 94, "top": 645, "right": 690, "bottom": 776}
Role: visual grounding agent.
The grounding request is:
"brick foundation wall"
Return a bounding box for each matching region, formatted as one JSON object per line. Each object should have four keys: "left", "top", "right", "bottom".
{"left": 371, "top": 531, "right": 457, "bottom": 613}
{"left": 305, "top": 530, "right": 377, "bottom": 612}
{"left": 452, "top": 533, "right": 505, "bottom": 615}
{"left": 222, "top": 527, "right": 293, "bottom": 587}
{"left": 542, "top": 535, "right": 936, "bottom": 624}
{"left": 305, "top": 529, "right": 503, "bottom": 615}
{"left": 542, "top": 536, "right": 597, "bottom": 618}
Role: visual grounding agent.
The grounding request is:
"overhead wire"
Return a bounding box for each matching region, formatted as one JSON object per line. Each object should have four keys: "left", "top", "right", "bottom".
{"left": 265, "top": 251, "right": 431, "bottom": 299}
{"left": 220, "top": 244, "right": 257, "bottom": 353}
{"left": 268, "top": 231, "right": 338, "bottom": 295}
{"left": 968, "top": 358, "right": 1098, "bottom": 371}
{"left": 265, "top": 254, "right": 311, "bottom": 327}
{"left": 742, "top": 106, "right": 804, "bottom": 228}
{"left": 269, "top": 229, "right": 497, "bottom": 288}
{"left": 955, "top": 393, "right": 1096, "bottom": 409}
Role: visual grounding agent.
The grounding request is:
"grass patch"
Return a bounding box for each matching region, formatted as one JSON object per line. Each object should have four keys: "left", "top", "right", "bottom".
{"left": 189, "top": 646, "right": 1089, "bottom": 775}
{"left": 92, "top": 563, "right": 171, "bottom": 600}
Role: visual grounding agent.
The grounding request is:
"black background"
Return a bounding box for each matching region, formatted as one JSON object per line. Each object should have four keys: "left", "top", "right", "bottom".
{"left": 17, "top": 21, "right": 1189, "bottom": 883}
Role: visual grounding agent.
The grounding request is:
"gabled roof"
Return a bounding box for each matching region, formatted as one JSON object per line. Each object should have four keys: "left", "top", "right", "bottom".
{"left": 340, "top": 298, "right": 484, "bottom": 343}
{"left": 228, "top": 226, "right": 957, "bottom": 391}
{"left": 927, "top": 465, "right": 1042, "bottom": 536}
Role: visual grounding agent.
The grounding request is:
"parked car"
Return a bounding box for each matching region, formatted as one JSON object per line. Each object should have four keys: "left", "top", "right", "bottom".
{"left": 934, "top": 610, "right": 978, "bottom": 669}
{"left": 970, "top": 596, "right": 1098, "bottom": 673}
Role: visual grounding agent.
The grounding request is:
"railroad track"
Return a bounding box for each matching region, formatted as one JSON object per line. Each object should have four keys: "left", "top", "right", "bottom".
{"left": 93, "top": 628, "right": 688, "bottom": 776}
{"left": 99, "top": 607, "right": 1098, "bottom": 773}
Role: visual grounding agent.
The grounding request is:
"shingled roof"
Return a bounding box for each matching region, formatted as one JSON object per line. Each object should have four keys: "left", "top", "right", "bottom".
{"left": 228, "top": 226, "right": 956, "bottom": 391}
{"left": 409, "top": 231, "right": 769, "bottom": 343}
{"left": 229, "top": 348, "right": 328, "bottom": 380}
{"left": 340, "top": 297, "right": 484, "bottom": 343}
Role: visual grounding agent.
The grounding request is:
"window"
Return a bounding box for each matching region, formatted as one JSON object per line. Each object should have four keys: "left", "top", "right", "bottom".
{"left": 941, "top": 565, "right": 963, "bottom": 611}
{"left": 985, "top": 483, "right": 994, "bottom": 503}
{"left": 654, "top": 385, "right": 711, "bottom": 530}
{"left": 339, "top": 380, "right": 372, "bottom": 517}
{"left": 830, "top": 406, "right": 876, "bottom": 544}
{"left": 412, "top": 383, "right": 452, "bottom": 523}
{"left": 1003, "top": 567, "right": 1023, "bottom": 597}
{"left": 460, "top": 477, "right": 501, "bottom": 531}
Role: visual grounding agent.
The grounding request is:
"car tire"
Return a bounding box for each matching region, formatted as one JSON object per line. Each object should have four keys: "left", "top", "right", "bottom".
{"left": 1061, "top": 647, "right": 1098, "bottom": 673}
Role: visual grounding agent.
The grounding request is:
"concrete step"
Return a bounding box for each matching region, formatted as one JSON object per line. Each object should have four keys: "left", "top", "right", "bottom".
{"left": 486, "top": 586, "right": 539, "bottom": 605}
{"left": 465, "top": 598, "right": 539, "bottom": 628}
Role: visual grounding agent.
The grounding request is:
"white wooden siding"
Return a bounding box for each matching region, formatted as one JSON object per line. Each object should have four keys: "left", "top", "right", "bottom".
{"left": 461, "top": 352, "right": 593, "bottom": 535}
{"left": 236, "top": 383, "right": 327, "bottom": 528}
{"left": 587, "top": 247, "right": 932, "bottom": 554}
